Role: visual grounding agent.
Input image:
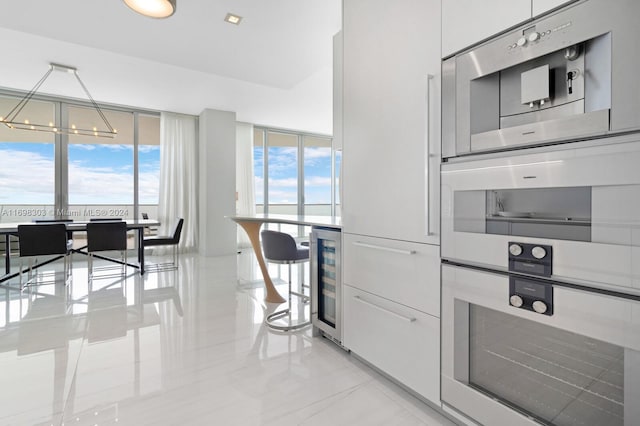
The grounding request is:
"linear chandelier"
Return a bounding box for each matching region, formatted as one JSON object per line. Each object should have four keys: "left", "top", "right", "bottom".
{"left": 0, "top": 63, "right": 117, "bottom": 138}
{"left": 124, "top": 0, "right": 176, "bottom": 18}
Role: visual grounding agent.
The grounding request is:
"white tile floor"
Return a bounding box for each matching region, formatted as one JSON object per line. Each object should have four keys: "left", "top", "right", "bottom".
{"left": 0, "top": 251, "right": 456, "bottom": 426}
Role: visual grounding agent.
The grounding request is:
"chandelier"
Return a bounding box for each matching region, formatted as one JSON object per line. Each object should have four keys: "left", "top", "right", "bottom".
{"left": 0, "top": 63, "right": 117, "bottom": 138}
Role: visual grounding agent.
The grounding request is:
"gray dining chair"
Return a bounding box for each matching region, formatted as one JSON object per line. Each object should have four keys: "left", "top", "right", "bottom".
{"left": 86, "top": 221, "right": 128, "bottom": 280}
{"left": 261, "top": 229, "right": 311, "bottom": 331}
{"left": 18, "top": 223, "right": 73, "bottom": 288}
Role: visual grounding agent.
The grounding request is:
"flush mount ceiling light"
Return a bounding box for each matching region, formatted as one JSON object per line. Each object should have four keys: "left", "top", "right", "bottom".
{"left": 123, "top": 0, "right": 176, "bottom": 19}
{"left": 224, "top": 13, "right": 243, "bottom": 25}
{"left": 0, "top": 63, "right": 117, "bottom": 138}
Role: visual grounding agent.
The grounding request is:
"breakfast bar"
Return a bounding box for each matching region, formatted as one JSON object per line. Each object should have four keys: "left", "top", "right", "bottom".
{"left": 228, "top": 214, "right": 341, "bottom": 303}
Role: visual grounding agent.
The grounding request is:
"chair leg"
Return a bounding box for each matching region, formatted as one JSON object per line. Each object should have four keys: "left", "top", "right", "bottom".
{"left": 265, "top": 262, "right": 311, "bottom": 331}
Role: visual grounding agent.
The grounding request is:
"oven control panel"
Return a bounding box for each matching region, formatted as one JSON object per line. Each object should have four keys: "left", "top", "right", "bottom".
{"left": 509, "top": 275, "right": 554, "bottom": 316}
{"left": 508, "top": 242, "right": 552, "bottom": 277}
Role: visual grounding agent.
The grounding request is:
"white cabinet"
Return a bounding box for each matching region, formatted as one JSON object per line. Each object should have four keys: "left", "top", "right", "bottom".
{"left": 341, "top": 0, "right": 442, "bottom": 406}
{"left": 533, "top": 0, "right": 575, "bottom": 16}
{"left": 343, "top": 233, "right": 440, "bottom": 316}
{"left": 343, "top": 285, "right": 440, "bottom": 403}
{"left": 342, "top": 0, "right": 440, "bottom": 246}
{"left": 442, "top": 0, "right": 531, "bottom": 57}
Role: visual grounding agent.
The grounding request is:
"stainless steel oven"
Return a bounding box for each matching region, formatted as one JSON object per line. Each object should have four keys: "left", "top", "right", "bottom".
{"left": 441, "top": 136, "right": 640, "bottom": 294}
{"left": 441, "top": 263, "right": 640, "bottom": 426}
{"left": 442, "top": 0, "right": 640, "bottom": 158}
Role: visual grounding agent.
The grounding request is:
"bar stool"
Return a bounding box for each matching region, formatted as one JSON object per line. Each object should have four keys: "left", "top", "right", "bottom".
{"left": 261, "top": 229, "right": 310, "bottom": 331}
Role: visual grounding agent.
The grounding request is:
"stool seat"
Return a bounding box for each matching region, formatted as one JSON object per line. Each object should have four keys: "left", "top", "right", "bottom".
{"left": 261, "top": 230, "right": 311, "bottom": 331}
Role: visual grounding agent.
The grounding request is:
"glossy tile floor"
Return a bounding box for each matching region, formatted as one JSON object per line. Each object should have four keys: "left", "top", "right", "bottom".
{"left": 0, "top": 251, "right": 456, "bottom": 426}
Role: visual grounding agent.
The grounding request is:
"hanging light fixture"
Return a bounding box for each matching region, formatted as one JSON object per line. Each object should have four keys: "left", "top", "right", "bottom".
{"left": 0, "top": 63, "right": 117, "bottom": 138}
{"left": 123, "top": 0, "right": 176, "bottom": 18}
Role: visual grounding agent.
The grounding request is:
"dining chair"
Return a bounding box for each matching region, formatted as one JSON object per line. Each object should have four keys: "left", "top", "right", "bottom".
{"left": 17, "top": 223, "right": 73, "bottom": 289}
{"left": 86, "top": 221, "right": 128, "bottom": 280}
{"left": 261, "top": 229, "right": 311, "bottom": 331}
{"left": 142, "top": 218, "right": 184, "bottom": 271}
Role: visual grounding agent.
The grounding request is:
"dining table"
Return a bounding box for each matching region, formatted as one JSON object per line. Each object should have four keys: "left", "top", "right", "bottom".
{"left": 0, "top": 218, "right": 161, "bottom": 284}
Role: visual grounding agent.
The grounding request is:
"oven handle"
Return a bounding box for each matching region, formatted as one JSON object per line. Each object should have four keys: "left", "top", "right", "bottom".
{"left": 425, "top": 73, "right": 434, "bottom": 236}
{"left": 353, "top": 241, "right": 416, "bottom": 255}
{"left": 354, "top": 295, "right": 417, "bottom": 322}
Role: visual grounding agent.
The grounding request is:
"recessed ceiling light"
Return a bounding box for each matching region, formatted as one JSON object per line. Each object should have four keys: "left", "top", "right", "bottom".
{"left": 123, "top": 0, "right": 176, "bottom": 19}
{"left": 224, "top": 13, "right": 242, "bottom": 25}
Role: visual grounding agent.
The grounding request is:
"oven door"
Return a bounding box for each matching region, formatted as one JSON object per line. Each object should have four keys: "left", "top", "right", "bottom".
{"left": 442, "top": 264, "right": 640, "bottom": 426}
{"left": 441, "top": 138, "right": 640, "bottom": 293}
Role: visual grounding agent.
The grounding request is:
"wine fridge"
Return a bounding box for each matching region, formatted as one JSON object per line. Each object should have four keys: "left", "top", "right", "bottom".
{"left": 310, "top": 226, "right": 342, "bottom": 344}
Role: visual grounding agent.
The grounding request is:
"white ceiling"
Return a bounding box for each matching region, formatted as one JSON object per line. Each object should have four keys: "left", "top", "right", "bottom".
{"left": 0, "top": 0, "right": 342, "bottom": 134}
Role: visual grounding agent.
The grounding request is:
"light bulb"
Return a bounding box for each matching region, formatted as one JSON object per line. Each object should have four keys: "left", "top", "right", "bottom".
{"left": 71, "top": 124, "right": 76, "bottom": 129}
{"left": 53, "top": 127, "right": 58, "bottom": 132}
{"left": 93, "top": 127, "right": 97, "bottom": 131}
{"left": 30, "top": 126, "right": 35, "bottom": 130}
{"left": 24, "top": 119, "right": 29, "bottom": 124}
{"left": 49, "top": 122, "right": 54, "bottom": 127}
{"left": 74, "top": 130, "right": 78, "bottom": 134}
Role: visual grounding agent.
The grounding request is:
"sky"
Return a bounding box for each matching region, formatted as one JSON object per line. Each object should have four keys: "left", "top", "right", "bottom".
{"left": 254, "top": 145, "right": 338, "bottom": 205}
{"left": 1, "top": 139, "right": 338, "bottom": 212}
{"left": 0, "top": 142, "right": 159, "bottom": 206}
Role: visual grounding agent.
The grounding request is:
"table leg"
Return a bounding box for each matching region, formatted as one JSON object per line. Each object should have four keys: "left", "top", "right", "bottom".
{"left": 236, "top": 220, "right": 286, "bottom": 303}
{"left": 4, "top": 235, "right": 10, "bottom": 274}
{"left": 138, "top": 227, "right": 145, "bottom": 275}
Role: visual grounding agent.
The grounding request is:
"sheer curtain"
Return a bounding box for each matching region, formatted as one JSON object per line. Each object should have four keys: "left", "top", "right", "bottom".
{"left": 158, "top": 112, "right": 198, "bottom": 251}
{"left": 236, "top": 123, "right": 256, "bottom": 248}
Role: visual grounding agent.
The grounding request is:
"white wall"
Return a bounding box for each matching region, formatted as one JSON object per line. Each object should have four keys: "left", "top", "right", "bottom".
{"left": 0, "top": 28, "right": 333, "bottom": 135}
{"left": 198, "top": 109, "right": 237, "bottom": 256}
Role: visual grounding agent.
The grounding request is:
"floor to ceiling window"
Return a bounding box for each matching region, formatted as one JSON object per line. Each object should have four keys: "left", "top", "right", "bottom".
{"left": 0, "top": 91, "right": 160, "bottom": 223}
{"left": 0, "top": 96, "right": 56, "bottom": 221}
{"left": 253, "top": 127, "right": 337, "bottom": 217}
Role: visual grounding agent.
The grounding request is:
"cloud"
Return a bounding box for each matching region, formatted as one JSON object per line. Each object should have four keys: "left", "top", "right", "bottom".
{"left": 0, "top": 149, "right": 55, "bottom": 203}
{"left": 304, "top": 176, "right": 331, "bottom": 186}
{"left": 0, "top": 145, "right": 159, "bottom": 205}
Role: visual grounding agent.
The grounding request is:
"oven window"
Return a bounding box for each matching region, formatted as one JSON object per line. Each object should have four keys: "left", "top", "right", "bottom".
{"left": 469, "top": 305, "right": 624, "bottom": 426}
{"left": 454, "top": 187, "right": 592, "bottom": 242}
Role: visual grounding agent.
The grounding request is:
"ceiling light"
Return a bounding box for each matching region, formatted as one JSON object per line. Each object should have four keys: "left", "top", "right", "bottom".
{"left": 123, "top": 0, "right": 176, "bottom": 19}
{"left": 0, "top": 63, "right": 117, "bottom": 138}
{"left": 224, "top": 13, "right": 242, "bottom": 25}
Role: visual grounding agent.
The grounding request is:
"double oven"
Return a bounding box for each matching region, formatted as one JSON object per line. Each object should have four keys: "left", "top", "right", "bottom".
{"left": 440, "top": 1, "right": 640, "bottom": 425}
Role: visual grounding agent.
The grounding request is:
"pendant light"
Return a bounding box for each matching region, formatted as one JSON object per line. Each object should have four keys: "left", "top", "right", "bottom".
{"left": 0, "top": 63, "right": 117, "bottom": 138}
{"left": 123, "top": 0, "right": 176, "bottom": 19}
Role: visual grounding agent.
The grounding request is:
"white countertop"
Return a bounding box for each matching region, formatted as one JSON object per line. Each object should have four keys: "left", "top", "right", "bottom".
{"left": 228, "top": 214, "right": 342, "bottom": 229}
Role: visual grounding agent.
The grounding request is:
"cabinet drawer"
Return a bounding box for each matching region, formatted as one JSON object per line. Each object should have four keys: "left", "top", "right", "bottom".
{"left": 343, "top": 233, "right": 440, "bottom": 316}
{"left": 343, "top": 285, "right": 440, "bottom": 404}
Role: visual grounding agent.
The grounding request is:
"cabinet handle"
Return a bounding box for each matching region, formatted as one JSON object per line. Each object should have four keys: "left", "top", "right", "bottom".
{"left": 425, "top": 74, "right": 435, "bottom": 236}
{"left": 353, "top": 241, "right": 416, "bottom": 255}
{"left": 354, "top": 296, "right": 416, "bottom": 323}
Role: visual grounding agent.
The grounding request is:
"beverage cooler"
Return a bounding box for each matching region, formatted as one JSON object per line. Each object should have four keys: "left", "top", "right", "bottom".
{"left": 310, "top": 226, "right": 342, "bottom": 344}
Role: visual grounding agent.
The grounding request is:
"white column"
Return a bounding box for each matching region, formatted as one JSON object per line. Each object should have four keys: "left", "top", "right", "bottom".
{"left": 198, "top": 108, "right": 237, "bottom": 256}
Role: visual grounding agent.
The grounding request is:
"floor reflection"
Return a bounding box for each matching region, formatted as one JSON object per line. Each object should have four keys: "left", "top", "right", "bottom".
{"left": 0, "top": 251, "right": 453, "bottom": 426}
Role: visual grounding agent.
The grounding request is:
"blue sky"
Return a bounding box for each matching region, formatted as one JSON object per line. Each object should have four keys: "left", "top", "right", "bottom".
{"left": 0, "top": 142, "right": 159, "bottom": 205}
{"left": 254, "top": 146, "right": 337, "bottom": 205}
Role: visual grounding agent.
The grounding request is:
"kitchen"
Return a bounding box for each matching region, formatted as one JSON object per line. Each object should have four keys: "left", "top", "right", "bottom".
{"left": 337, "top": 0, "right": 640, "bottom": 425}
{"left": 1, "top": 0, "right": 639, "bottom": 424}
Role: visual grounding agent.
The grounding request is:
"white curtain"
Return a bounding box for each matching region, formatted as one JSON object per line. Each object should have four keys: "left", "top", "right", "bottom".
{"left": 158, "top": 112, "right": 198, "bottom": 251}
{"left": 236, "top": 123, "right": 256, "bottom": 248}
